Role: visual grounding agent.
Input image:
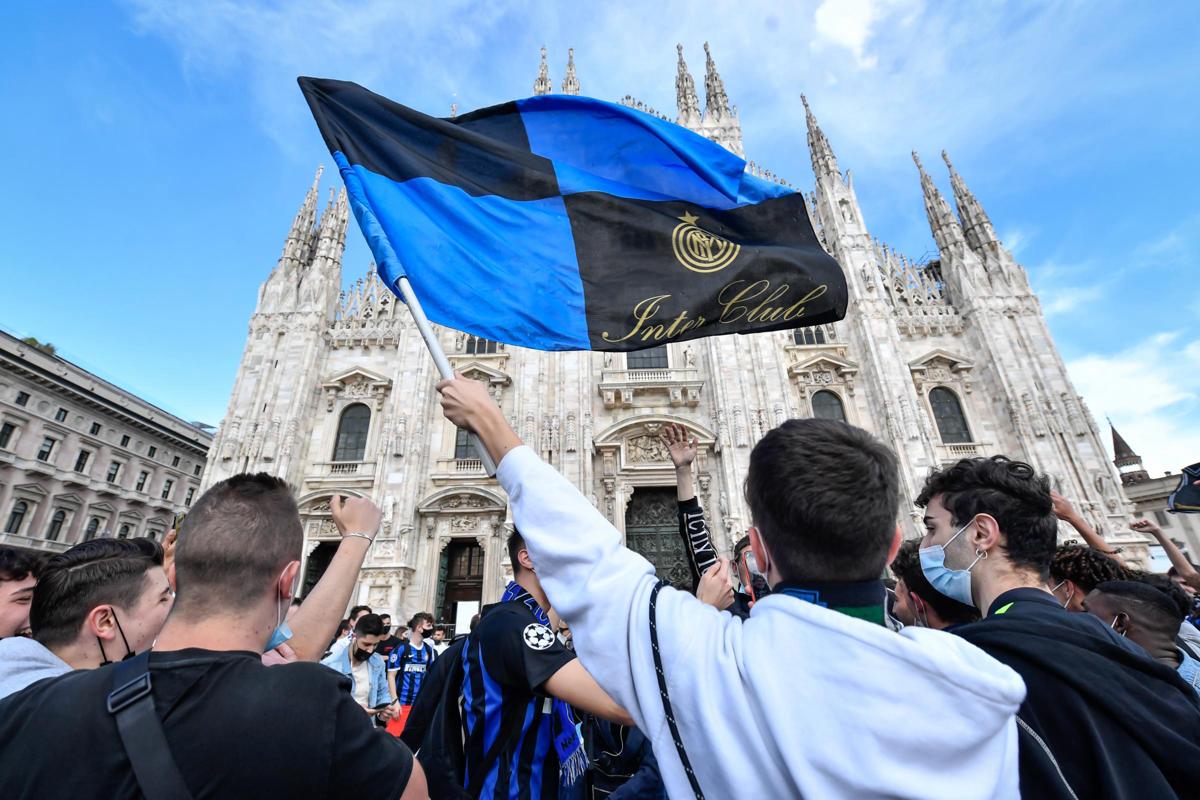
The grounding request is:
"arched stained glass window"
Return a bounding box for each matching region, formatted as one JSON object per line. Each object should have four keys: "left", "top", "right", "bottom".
{"left": 5, "top": 501, "right": 28, "bottom": 534}
{"left": 929, "top": 387, "right": 971, "bottom": 444}
{"left": 46, "top": 510, "right": 66, "bottom": 541}
{"left": 332, "top": 404, "right": 371, "bottom": 462}
{"left": 118, "top": 524, "right": 131, "bottom": 539}
{"left": 811, "top": 390, "right": 846, "bottom": 422}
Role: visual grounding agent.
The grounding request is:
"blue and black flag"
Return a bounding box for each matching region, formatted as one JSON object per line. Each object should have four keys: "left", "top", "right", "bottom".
{"left": 299, "top": 77, "right": 847, "bottom": 351}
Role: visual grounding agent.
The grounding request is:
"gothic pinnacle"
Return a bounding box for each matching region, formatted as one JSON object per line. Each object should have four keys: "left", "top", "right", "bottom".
{"left": 702, "top": 41, "right": 731, "bottom": 119}
{"left": 802, "top": 94, "right": 839, "bottom": 181}
{"left": 675, "top": 43, "right": 701, "bottom": 125}
{"left": 533, "top": 45, "right": 552, "bottom": 96}
{"left": 561, "top": 47, "right": 580, "bottom": 95}
{"left": 913, "top": 150, "right": 966, "bottom": 252}
{"left": 941, "top": 149, "right": 998, "bottom": 250}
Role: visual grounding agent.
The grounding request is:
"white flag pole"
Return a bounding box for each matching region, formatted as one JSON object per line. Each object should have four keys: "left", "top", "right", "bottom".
{"left": 393, "top": 275, "right": 498, "bottom": 476}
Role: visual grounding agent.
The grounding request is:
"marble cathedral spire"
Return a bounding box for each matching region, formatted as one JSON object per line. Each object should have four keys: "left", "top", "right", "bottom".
{"left": 533, "top": 45, "right": 552, "bottom": 96}
{"left": 942, "top": 150, "right": 999, "bottom": 252}
{"left": 280, "top": 165, "right": 322, "bottom": 269}
{"left": 913, "top": 151, "right": 966, "bottom": 252}
{"left": 801, "top": 95, "right": 839, "bottom": 182}
{"left": 561, "top": 47, "right": 580, "bottom": 95}
{"left": 702, "top": 41, "right": 731, "bottom": 120}
{"left": 675, "top": 44, "right": 701, "bottom": 127}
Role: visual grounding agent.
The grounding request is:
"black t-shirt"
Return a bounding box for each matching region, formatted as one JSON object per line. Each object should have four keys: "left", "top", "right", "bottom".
{"left": 462, "top": 600, "right": 576, "bottom": 799}
{"left": 0, "top": 648, "right": 414, "bottom": 799}
{"left": 376, "top": 634, "right": 404, "bottom": 661}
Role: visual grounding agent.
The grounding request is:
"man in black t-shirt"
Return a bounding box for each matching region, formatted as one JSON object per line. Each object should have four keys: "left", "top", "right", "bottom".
{"left": 455, "top": 529, "right": 631, "bottom": 799}
{"left": 0, "top": 473, "right": 424, "bottom": 799}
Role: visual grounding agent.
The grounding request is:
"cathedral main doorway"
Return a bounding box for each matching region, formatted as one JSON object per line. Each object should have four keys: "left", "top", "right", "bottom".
{"left": 435, "top": 540, "right": 484, "bottom": 635}
{"left": 301, "top": 541, "right": 338, "bottom": 597}
{"left": 624, "top": 487, "right": 692, "bottom": 590}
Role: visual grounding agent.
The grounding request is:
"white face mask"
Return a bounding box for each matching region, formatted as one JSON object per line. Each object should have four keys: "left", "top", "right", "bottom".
{"left": 919, "top": 517, "right": 985, "bottom": 607}
{"left": 1051, "top": 580, "right": 1074, "bottom": 609}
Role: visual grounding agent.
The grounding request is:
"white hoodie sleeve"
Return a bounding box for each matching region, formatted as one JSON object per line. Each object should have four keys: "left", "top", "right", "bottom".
{"left": 498, "top": 445, "right": 738, "bottom": 796}
{"left": 497, "top": 445, "right": 1025, "bottom": 800}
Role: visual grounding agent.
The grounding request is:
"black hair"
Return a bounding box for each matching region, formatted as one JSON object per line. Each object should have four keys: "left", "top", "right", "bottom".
{"left": 354, "top": 613, "right": 385, "bottom": 637}
{"left": 916, "top": 456, "right": 1057, "bottom": 579}
{"left": 379, "top": 613, "right": 391, "bottom": 622}
{"left": 733, "top": 535, "right": 752, "bottom": 558}
{"left": 890, "top": 539, "right": 980, "bottom": 625}
{"left": 1094, "top": 580, "right": 1184, "bottom": 631}
{"left": 349, "top": 605, "right": 371, "bottom": 618}
{"left": 1049, "top": 545, "right": 1128, "bottom": 592}
{"left": 0, "top": 547, "right": 43, "bottom": 582}
{"left": 174, "top": 473, "right": 302, "bottom": 616}
{"left": 408, "top": 611, "right": 434, "bottom": 630}
{"left": 30, "top": 538, "right": 164, "bottom": 648}
{"left": 744, "top": 418, "right": 899, "bottom": 582}
{"left": 1133, "top": 571, "right": 1193, "bottom": 619}
{"left": 507, "top": 528, "right": 527, "bottom": 573}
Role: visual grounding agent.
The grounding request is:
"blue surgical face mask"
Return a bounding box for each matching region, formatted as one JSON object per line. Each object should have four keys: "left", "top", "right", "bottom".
{"left": 919, "top": 517, "right": 985, "bottom": 607}
{"left": 264, "top": 573, "right": 296, "bottom": 653}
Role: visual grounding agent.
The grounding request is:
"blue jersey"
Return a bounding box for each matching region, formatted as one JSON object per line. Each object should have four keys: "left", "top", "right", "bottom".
{"left": 387, "top": 642, "right": 436, "bottom": 706}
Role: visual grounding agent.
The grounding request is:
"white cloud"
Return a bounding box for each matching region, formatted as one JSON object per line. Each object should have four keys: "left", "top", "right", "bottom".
{"left": 1068, "top": 332, "right": 1200, "bottom": 475}
{"left": 1040, "top": 283, "right": 1106, "bottom": 317}
{"left": 813, "top": 0, "right": 893, "bottom": 69}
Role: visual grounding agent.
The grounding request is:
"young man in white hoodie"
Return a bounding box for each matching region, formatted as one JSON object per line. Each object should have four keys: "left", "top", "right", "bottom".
{"left": 0, "top": 538, "right": 173, "bottom": 699}
{"left": 438, "top": 375, "right": 1025, "bottom": 799}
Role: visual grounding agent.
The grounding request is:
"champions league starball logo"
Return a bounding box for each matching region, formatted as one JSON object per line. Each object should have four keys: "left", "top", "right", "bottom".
{"left": 523, "top": 623, "right": 556, "bottom": 651}
{"left": 671, "top": 210, "right": 741, "bottom": 274}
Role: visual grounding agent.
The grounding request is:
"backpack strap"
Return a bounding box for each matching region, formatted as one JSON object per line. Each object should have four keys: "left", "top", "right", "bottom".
{"left": 649, "top": 581, "right": 705, "bottom": 799}
{"left": 106, "top": 651, "right": 193, "bottom": 800}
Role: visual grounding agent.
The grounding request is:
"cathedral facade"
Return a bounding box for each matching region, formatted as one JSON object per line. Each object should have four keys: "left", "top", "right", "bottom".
{"left": 203, "top": 45, "right": 1146, "bottom": 629}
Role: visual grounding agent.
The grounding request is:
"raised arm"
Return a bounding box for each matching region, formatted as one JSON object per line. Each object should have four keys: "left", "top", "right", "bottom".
{"left": 661, "top": 423, "right": 719, "bottom": 583}
{"left": 1051, "top": 492, "right": 1124, "bottom": 565}
{"left": 1132, "top": 518, "right": 1200, "bottom": 591}
{"left": 284, "top": 496, "right": 380, "bottom": 661}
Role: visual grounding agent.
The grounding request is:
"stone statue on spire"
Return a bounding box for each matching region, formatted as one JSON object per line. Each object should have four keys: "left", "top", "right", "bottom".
{"left": 675, "top": 44, "right": 701, "bottom": 127}
{"left": 561, "top": 47, "right": 580, "bottom": 95}
{"left": 533, "top": 45, "right": 552, "bottom": 96}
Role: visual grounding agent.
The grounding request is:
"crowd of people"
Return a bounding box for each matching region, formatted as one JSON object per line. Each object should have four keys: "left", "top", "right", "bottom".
{"left": 0, "top": 374, "right": 1198, "bottom": 798}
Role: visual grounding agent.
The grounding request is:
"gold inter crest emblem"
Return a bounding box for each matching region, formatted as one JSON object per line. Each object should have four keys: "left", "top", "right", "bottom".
{"left": 671, "top": 211, "right": 741, "bottom": 274}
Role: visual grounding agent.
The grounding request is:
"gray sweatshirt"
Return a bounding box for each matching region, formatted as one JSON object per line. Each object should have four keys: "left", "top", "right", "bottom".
{"left": 0, "top": 636, "right": 71, "bottom": 700}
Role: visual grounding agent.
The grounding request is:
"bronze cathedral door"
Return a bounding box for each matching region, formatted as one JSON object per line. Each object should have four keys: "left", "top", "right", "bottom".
{"left": 624, "top": 487, "right": 692, "bottom": 590}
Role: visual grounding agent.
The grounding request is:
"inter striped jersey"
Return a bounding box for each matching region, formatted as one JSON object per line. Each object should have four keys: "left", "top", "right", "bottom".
{"left": 387, "top": 641, "right": 436, "bottom": 706}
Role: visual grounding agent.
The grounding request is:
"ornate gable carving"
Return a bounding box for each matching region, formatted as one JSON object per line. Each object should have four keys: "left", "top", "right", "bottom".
{"left": 909, "top": 349, "right": 974, "bottom": 390}
{"left": 321, "top": 367, "right": 392, "bottom": 411}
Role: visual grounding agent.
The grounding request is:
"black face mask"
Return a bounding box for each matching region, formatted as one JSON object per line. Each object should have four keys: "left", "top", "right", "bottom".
{"left": 352, "top": 647, "right": 373, "bottom": 663}
{"left": 380, "top": 625, "right": 391, "bottom": 636}
{"left": 98, "top": 609, "right": 135, "bottom": 666}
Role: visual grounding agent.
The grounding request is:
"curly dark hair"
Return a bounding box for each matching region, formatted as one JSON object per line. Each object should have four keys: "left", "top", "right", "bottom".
{"left": 1049, "top": 545, "right": 1128, "bottom": 592}
{"left": 916, "top": 456, "right": 1057, "bottom": 579}
{"left": 1132, "top": 571, "right": 1193, "bottom": 619}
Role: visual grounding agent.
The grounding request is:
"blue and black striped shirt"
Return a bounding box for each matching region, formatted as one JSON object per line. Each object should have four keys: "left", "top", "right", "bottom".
{"left": 460, "top": 599, "right": 576, "bottom": 799}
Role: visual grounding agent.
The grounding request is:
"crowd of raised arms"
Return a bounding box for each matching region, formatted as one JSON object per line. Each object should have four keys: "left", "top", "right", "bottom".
{"left": 0, "top": 375, "right": 1197, "bottom": 799}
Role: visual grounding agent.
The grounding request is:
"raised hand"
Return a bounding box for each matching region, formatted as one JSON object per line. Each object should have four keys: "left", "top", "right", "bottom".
{"left": 1130, "top": 518, "right": 1164, "bottom": 538}
{"left": 331, "top": 494, "right": 382, "bottom": 540}
{"left": 1050, "top": 492, "right": 1077, "bottom": 521}
{"left": 659, "top": 422, "right": 698, "bottom": 469}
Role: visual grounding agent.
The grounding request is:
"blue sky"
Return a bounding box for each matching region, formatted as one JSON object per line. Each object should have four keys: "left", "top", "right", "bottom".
{"left": 1, "top": 1, "right": 1197, "bottom": 473}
